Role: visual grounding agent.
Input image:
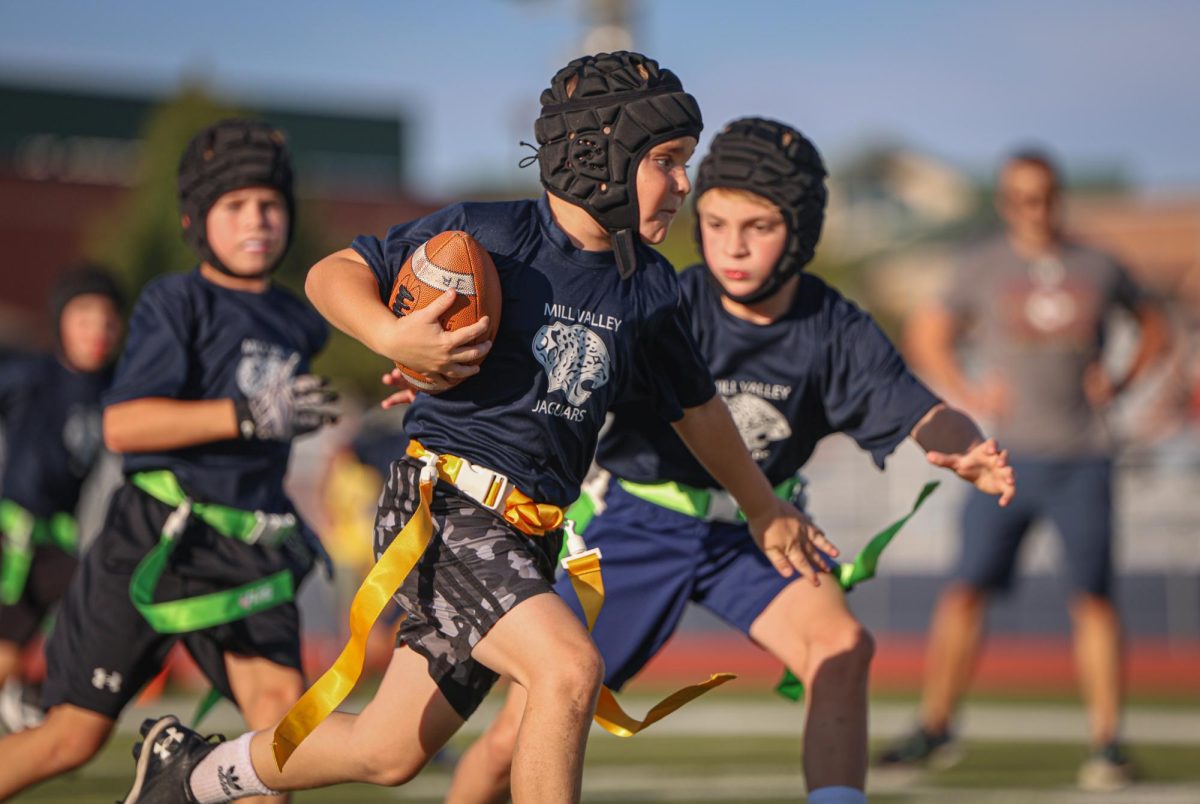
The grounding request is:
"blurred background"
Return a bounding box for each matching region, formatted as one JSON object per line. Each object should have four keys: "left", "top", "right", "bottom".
{"left": 1, "top": 0, "right": 1198, "bottom": 799}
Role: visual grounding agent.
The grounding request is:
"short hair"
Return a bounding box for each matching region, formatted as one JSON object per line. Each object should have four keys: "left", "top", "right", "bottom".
{"left": 1002, "top": 147, "right": 1061, "bottom": 184}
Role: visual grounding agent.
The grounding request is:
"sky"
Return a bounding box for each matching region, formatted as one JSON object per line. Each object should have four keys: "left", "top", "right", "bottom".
{"left": 2, "top": 0, "right": 1198, "bottom": 197}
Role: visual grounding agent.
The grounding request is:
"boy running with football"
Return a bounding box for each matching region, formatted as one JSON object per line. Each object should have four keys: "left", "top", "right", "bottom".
{"left": 123, "top": 54, "right": 836, "bottom": 804}
{"left": 449, "top": 118, "right": 1016, "bottom": 804}
{"left": 0, "top": 120, "right": 336, "bottom": 803}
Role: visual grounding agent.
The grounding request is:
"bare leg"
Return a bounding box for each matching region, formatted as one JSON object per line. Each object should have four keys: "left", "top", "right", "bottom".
{"left": 918, "top": 583, "right": 988, "bottom": 733}
{"left": 0, "top": 703, "right": 113, "bottom": 799}
{"left": 469, "top": 594, "right": 603, "bottom": 804}
{"left": 1070, "top": 594, "right": 1123, "bottom": 746}
{"left": 445, "top": 681, "right": 526, "bottom": 804}
{"left": 225, "top": 654, "right": 305, "bottom": 803}
{"left": 246, "top": 646, "right": 464, "bottom": 791}
{"left": 241, "top": 593, "right": 601, "bottom": 803}
{"left": 749, "top": 580, "right": 874, "bottom": 791}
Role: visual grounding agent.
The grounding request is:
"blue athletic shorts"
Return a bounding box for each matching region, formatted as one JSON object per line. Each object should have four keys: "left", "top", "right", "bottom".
{"left": 556, "top": 481, "right": 798, "bottom": 690}
{"left": 954, "top": 456, "right": 1113, "bottom": 598}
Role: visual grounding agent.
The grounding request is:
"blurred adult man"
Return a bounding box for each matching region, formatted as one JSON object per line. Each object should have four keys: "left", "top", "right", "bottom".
{"left": 879, "top": 150, "right": 1169, "bottom": 792}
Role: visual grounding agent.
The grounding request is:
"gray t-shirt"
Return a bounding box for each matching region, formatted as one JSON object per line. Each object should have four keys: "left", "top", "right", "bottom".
{"left": 945, "top": 235, "right": 1145, "bottom": 458}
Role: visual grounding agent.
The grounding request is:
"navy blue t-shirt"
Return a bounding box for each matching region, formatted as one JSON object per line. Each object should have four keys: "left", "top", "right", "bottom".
{"left": 102, "top": 270, "right": 328, "bottom": 513}
{"left": 352, "top": 195, "right": 715, "bottom": 506}
{"left": 0, "top": 354, "right": 111, "bottom": 518}
{"left": 598, "top": 265, "right": 940, "bottom": 488}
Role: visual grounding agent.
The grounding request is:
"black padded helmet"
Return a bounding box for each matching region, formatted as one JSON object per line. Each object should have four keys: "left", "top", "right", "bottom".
{"left": 177, "top": 119, "right": 295, "bottom": 278}
{"left": 534, "top": 51, "right": 703, "bottom": 279}
{"left": 694, "top": 117, "right": 827, "bottom": 304}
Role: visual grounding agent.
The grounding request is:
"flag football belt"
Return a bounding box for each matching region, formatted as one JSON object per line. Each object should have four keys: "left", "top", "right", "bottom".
{"left": 566, "top": 475, "right": 941, "bottom": 704}
{"left": 775, "top": 480, "right": 940, "bottom": 702}
{"left": 271, "top": 441, "right": 731, "bottom": 770}
{"left": 0, "top": 499, "right": 78, "bottom": 605}
{"left": 616, "top": 475, "right": 808, "bottom": 524}
{"left": 127, "top": 471, "right": 298, "bottom": 635}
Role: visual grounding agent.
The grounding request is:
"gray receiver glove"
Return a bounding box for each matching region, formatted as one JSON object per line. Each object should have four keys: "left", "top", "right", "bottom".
{"left": 235, "top": 374, "right": 339, "bottom": 441}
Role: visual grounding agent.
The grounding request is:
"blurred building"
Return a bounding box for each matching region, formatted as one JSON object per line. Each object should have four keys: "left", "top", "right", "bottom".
{"left": 0, "top": 80, "right": 439, "bottom": 345}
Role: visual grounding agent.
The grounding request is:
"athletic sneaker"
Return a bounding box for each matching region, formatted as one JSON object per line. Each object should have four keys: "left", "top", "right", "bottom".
{"left": 874, "top": 725, "right": 965, "bottom": 770}
{"left": 1077, "top": 741, "right": 1134, "bottom": 792}
{"left": 121, "top": 715, "right": 221, "bottom": 803}
{"left": 0, "top": 678, "right": 45, "bottom": 733}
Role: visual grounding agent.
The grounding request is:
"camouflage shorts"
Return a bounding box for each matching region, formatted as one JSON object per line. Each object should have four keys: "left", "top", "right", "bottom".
{"left": 375, "top": 457, "right": 563, "bottom": 719}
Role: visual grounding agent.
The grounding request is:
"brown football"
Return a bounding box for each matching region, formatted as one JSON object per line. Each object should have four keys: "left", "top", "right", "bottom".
{"left": 387, "top": 230, "right": 502, "bottom": 391}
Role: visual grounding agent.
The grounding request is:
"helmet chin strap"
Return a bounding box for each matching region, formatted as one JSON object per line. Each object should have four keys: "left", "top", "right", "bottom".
{"left": 611, "top": 230, "right": 639, "bottom": 280}
{"left": 203, "top": 256, "right": 277, "bottom": 281}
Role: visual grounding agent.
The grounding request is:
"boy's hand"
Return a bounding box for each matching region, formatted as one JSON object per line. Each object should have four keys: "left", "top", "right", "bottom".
{"left": 926, "top": 437, "right": 1016, "bottom": 506}
{"left": 379, "top": 289, "right": 493, "bottom": 385}
{"left": 1083, "top": 361, "right": 1117, "bottom": 409}
{"left": 745, "top": 498, "right": 839, "bottom": 584}
{"left": 236, "top": 374, "right": 339, "bottom": 440}
{"left": 380, "top": 368, "right": 430, "bottom": 407}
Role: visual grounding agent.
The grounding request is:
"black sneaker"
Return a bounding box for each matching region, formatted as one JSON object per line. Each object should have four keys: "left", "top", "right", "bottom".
{"left": 121, "top": 715, "right": 222, "bottom": 803}
{"left": 875, "top": 725, "right": 965, "bottom": 770}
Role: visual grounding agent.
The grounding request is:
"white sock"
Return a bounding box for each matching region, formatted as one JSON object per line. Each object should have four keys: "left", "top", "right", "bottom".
{"left": 188, "top": 732, "right": 280, "bottom": 802}
{"left": 808, "top": 785, "right": 867, "bottom": 804}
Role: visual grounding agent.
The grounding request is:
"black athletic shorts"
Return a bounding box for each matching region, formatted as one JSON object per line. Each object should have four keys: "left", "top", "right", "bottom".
{"left": 42, "top": 482, "right": 313, "bottom": 719}
{"left": 378, "top": 458, "right": 563, "bottom": 720}
{"left": 0, "top": 543, "right": 78, "bottom": 645}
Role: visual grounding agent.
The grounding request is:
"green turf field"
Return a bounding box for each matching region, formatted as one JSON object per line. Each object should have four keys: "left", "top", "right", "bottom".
{"left": 14, "top": 730, "right": 1200, "bottom": 801}
{"left": 15, "top": 735, "right": 1200, "bottom": 803}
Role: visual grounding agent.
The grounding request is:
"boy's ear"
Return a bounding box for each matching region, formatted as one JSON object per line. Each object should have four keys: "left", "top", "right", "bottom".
{"left": 181, "top": 214, "right": 191, "bottom": 229}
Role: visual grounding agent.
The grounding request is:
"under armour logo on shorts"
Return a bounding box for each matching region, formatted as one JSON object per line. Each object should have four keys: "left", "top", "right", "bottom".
{"left": 91, "top": 668, "right": 123, "bottom": 693}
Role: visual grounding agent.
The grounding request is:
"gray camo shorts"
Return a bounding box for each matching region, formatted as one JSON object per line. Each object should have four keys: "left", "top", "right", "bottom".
{"left": 375, "top": 457, "right": 563, "bottom": 719}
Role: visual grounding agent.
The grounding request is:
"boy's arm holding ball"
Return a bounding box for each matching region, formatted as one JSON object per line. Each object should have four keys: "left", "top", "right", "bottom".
{"left": 306, "top": 248, "right": 492, "bottom": 388}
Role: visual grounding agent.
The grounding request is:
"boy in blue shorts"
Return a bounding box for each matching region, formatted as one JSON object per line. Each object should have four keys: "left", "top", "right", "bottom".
{"left": 0, "top": 120, "right": 337, "bottom": 802}
{"left": 0, "top": 266, "right": 124, "bottom": 732}
{"left": 123, "top": 54, "right": 836, "bottom": 804}
{"left": 449, "top": 118, "right": 1016, "bottom": 804}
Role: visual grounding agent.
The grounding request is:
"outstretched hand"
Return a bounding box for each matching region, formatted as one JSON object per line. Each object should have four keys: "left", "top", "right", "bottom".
{"left": 926, "top": 437, "right": 1016, "bottom": 506}
{"left": 380, "top": 368, "right": 425, "bottom": 408}
{"left": 746, "top": 498, "right": 841, "bottom": 584}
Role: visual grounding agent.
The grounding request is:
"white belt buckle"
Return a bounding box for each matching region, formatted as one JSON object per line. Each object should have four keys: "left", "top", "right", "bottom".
{"left": 706, "top": 490, "right": 741, "bottom": 524}
{"left": 247, "top": 512, "right": 297, "bottom": 546}
{"left": 454, "top": 462, "right": 511, "bottom": 512}
{"left": 561, "top": 520, "right": 602, "bottom": 570}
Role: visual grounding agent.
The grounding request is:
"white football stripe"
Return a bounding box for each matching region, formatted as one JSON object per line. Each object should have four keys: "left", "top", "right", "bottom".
{"left": 412, "top": 241, "right": 477, "bottom": 295}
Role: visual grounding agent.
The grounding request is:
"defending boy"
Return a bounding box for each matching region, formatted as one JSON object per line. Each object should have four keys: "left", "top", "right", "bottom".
{"left": 0, "top": 120, "right": 335, "bottom": 803}
{"left": 0, "top": 267, "right": 124, "bottom": 732}
{"left": 124, "top": 54, "right": 834, "bottom": 804}
{"left": 449, "top": 118, "right": 1016, "bottom": 804}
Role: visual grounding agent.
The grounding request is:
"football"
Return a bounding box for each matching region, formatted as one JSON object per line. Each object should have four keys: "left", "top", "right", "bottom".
{"left": 387, "top": 230, "right": 502, "bottom": 391}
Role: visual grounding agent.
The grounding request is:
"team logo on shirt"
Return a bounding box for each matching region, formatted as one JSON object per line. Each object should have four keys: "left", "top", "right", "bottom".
{"left": 236, "top": 340, "right": 300, "bottom": 397}
{"left": 532, "top": 321, "right": 611, "bottom": 408}
{"left": 62, "top": 404, "right": 103, "bottom": 476}
{"left": 724, "top": 392, "right": 791, "bottom": 461}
